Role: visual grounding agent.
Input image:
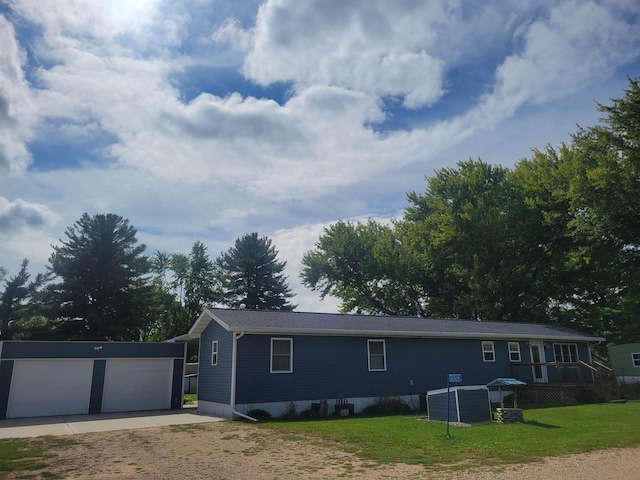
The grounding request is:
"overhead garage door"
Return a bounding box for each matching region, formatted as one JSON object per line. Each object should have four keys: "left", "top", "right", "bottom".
{"left": 7, "top": 359, "right": 94, "bottom": 418}
{"left": 102, "top": 358, "right": 173, "bottom": 413}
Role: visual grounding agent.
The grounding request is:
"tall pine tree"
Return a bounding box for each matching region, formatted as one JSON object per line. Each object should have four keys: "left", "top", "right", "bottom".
{"left": 217, "top": 233, "right": 296, "bottom": 310}
{"left": 47, "top": 213, "right": 152, "bottom": 340}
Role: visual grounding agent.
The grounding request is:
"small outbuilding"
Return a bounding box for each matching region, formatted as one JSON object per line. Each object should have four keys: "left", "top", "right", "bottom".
{"left": 608, "top": 343, "right": 640, "bottom": 384}
{"left": 426, "top": 385, "right": 492, "bottom": 423}
{"left": 0, "top": 341, "right": 186, "bottom": 419}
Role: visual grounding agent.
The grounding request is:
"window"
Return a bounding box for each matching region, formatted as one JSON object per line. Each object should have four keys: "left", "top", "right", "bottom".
{"left": 632, "top": 353, "right": 640, "bottom": 368}
{"left": 554, "top": 343, "right": 578, "bottom": 363}
{"left": 211, "top": 340, "right": 218, "bottom": 366}
{"left": 367, "top": 339, "right": 386, "bottom": 371}
{"left": 271, "top": 338, "right": 293, "bottom": 373}
{"left": 482, "top": 341, "right": 495, "bottom": 362}
{"left": 508, "top": 342, "right": 521, "bottom": 362}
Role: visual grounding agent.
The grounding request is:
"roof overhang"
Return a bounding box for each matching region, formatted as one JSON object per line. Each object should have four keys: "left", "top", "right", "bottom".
{"left": 167, "top": 309, "right": 605, "bottom": 343}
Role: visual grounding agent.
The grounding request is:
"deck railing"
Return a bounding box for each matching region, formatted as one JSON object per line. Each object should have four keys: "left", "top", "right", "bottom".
{"left": 510, "top": 360, "right": 620, "bottom": 400}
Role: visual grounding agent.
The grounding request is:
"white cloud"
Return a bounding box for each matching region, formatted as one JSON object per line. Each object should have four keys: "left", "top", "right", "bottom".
{"left": 485, "top": 1, "right": 640, "bottom": 121}
{"left": 0, "top": 196, "right": 59, "bottom": 232}
{"left": 230, "top": 0, "right": 454, "bottom": 108}
{"left": 0, "top": 15, "right": 36, "bottom": 176}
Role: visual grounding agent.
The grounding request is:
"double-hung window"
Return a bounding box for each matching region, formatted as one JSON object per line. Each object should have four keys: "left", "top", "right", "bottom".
{"left": 211, "top": 340, "right": 218, "bottom": 366}
{"left": 553, "top": 343, "right": 578, "bottom": 363}
{"left": 632, "top": 353, "right": 640, "bottom": 368}
{"left": 482, "top": 341, "right": 495, "bottom": 362}
{"left": 367, "top": 339, "right": 386, "bottom": 371}
{"left": 508, "top": 342, "right": 521, "bottom": 362}
{"left": 271, "top": 338, "right": 293, "bottom": 373}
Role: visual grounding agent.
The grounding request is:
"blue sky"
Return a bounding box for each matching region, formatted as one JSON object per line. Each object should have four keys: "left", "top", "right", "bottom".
{"left": 1, "top": 0, "right": 639, "bottom": 313}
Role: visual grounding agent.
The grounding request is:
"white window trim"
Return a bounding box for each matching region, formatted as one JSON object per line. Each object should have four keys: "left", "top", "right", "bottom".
{"left": 482, "top": 341, "right": 495, "bottom": 362}
{"left": 508, "top": 342, "right": 521, "bottom": 362}
{"left": 553, "top": 343, "right": 579, "bottom": 363}
{"left": 632, "top": 353, "right": 640, "bottom": 368}
{"left": 270, "top": 337, "right": 293, "bottom": 374}
{"left": 367, "top": 339, "right": 387, "bottom": 371}
{"left": 211, "top": 340, "right": 218, "bottom": 366}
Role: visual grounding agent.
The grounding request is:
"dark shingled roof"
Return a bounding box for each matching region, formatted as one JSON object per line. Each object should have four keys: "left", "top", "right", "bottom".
{"left": 175, "top": 308, "right": 604, "bottom": 342}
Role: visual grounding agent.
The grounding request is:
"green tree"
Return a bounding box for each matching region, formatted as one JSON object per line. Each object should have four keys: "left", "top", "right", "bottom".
{"left": 184, "top": 241, "right": 222, "bottom": 319}
{"left": 0, "top": 259, "right": 48, "bottom": 339}
{"left": 301, "top": 220, "right": 425, "bottom": 315}
{"left": 145, "top": 242, "right": 221, "bottom": 341}
{"left": 218, "top": 233, "right": 296, "bottom": 310}
{"left": 47, "top": 213, "right": 152, "bottom": 341}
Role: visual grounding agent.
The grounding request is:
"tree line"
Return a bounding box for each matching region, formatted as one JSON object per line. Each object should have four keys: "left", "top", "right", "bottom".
{"left": 2, "top": 77, "right": 638, "bottom": 345}
{"left": 0, "top": 221, "right": 295, "bottom": 343}
{"left": 302, "top": 77, "right": 640, "bottom": 345}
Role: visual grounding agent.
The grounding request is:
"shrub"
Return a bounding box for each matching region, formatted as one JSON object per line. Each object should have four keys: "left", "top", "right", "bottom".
{"left": 620, "top": 381, "right": 640, "bottom": 400}
{"left": 247, "top": 408, "right": 272, "bottom": 421}
{"left": 363, "top": 396, "right": 411, "bottom": 415}
{"left": 279, "top": 401, "right": 299, "bottom": 420}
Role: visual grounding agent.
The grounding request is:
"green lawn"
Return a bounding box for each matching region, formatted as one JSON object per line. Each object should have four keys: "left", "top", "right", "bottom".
{"left": 262, "top": 401, "right": 640, "bottom": 468}
{"left": 0, "top": 437, "right": 74, "bottom": 477}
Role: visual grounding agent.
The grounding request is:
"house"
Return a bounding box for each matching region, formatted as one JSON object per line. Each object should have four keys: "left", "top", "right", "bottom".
{"left": 0, "top": 341, "right": 185, "bottom": 419}
{"left": 608, "top": 343, "right": 640, "bottom": 384}
{"left": 174, "top": 308, "right": 605, "bottom": 419}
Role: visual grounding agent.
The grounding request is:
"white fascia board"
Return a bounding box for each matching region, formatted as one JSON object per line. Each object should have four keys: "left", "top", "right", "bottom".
{"left": 170, "top": 308, "right": 234, "bottom": 341}
{"left": 225, "top": 327, "right": 603, "bottom": 342}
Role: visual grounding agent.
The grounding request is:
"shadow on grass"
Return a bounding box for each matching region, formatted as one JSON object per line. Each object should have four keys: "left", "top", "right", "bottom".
{"left": 523, "top": 420, "right": 561, "bottom": 429}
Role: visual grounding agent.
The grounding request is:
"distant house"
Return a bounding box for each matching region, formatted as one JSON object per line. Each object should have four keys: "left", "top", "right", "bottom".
{"left": 173, "top": 308, "right": 604, "bottom": 419}
{"left": 608, "top": 343, "right": 640, "bottom": 384}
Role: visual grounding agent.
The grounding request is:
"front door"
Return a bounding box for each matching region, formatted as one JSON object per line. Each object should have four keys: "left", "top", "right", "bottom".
{"left": 530, "top": 342, "right": 548, "bottom": 383}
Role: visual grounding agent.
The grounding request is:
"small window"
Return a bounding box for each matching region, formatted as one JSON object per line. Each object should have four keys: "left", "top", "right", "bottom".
{"left": 211, "top": 340, "right": 218, "bottom": 366}
{"left": 632, "top": 353, "right": 640, "bottom": 368}
{"left": 508, "top": 342, "right": 521, "bottom": 362}
{"left": 271, "top": 338, "right": 293, "bottom": 373}
{"left": 482, "top": 341, "right": 495, "bottom": 362}
{"left": 554, "top": 343, "right": 578, "bottom": 363}
{"left": 368, "top": 339, "right": 386, "bottom": 371}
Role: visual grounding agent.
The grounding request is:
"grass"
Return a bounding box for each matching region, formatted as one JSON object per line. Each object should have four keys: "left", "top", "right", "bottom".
{"left": 183, "top": 393, "right": 197, "bottom": 405}
{"left": 0, "top": 437, "right": 75, "bottom": 478}
{"left": 261, "top": 401, "right": 640, "bottom": 468}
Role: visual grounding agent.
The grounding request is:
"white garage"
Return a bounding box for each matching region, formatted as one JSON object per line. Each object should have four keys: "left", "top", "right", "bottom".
{"left": 102, "top": 358, "right": 174, "bottom": 413}
{"left": 7, "top": 359, "right": 94, "bottom": 418}
{"left": 0, "top": 341, "right": 186, "bottom": 420}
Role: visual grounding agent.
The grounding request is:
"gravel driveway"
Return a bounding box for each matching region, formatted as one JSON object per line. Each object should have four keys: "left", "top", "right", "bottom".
{"left": 8, "top": 421, "right": 640, "bottom": 479}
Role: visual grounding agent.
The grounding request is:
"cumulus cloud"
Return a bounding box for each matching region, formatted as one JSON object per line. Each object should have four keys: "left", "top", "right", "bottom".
{"left": 0, "top": 15, "right": 35, "bottom": 176}
{"left": 221, "top": 0, "right": 452, "bottom": 108}
{"left": 0, "top": 196, "right": 59, "bottom": 232}
{"left": 479, "top": 1, "right": 640, "bottom": 125}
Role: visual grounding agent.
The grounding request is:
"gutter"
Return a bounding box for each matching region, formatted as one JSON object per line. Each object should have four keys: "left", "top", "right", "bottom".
{"left": 230, "top": 331, "right": 257, "bottom": 422}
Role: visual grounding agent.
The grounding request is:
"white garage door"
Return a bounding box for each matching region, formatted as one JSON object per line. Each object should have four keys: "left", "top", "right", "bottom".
{"left": 7, "top": 359, "right": 94, "bottom": 418}
{"left": 102, "top": 358, "right": 173, "bottom": 413}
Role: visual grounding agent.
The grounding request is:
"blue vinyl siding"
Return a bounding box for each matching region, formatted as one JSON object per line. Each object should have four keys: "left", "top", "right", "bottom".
{"left": 89, "top": 360, "right": 106, "bottom": 414}
{"left": 457, "top": 389, "right": 491, "bottom": 423}
{"left": 427, "top": 392, "right": 458, "bottom": 422}
{"left": 235, "top": 335, "right": 523, "bottom": 405}
{"left": 198, "top": 321, "right": 233, "bottom": 404}
{"left": 0, "top": 360, "right": 14, "bottom": 419}
{"left": 0, "top": 341, "right": 184, "bottom": 359}
{"left": 171, "top": 358, "right": 184, "bottom": 409}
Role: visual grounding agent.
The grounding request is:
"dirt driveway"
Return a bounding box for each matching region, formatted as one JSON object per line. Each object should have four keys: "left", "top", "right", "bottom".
{"left": 9, "top": 421, "right": 640, "bottom": 479}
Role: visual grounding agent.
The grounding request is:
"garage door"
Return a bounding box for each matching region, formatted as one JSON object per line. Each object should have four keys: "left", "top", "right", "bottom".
{"left": 7, "top": 359, "right": 94, "bottom": 418}
{"left": 102, "top": 358, "right": 173, "bottom": 413}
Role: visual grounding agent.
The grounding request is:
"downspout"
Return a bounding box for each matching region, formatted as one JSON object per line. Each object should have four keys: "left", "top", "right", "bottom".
{"left": 231, "top": 331, "right": 258, "bottom": 422}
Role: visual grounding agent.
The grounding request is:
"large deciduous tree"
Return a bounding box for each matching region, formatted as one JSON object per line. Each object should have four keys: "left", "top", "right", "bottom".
{"left": 300, "top": 77, "right": 640, "bottom": 343}
{"left": 47, "top": 213, "right": 152, "bottom": 341}
{"left": 218, "top": 233, "right": 295, "bottom": 310}
{"left": 301, "top": 220, "right": 425, "bottom": 315}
